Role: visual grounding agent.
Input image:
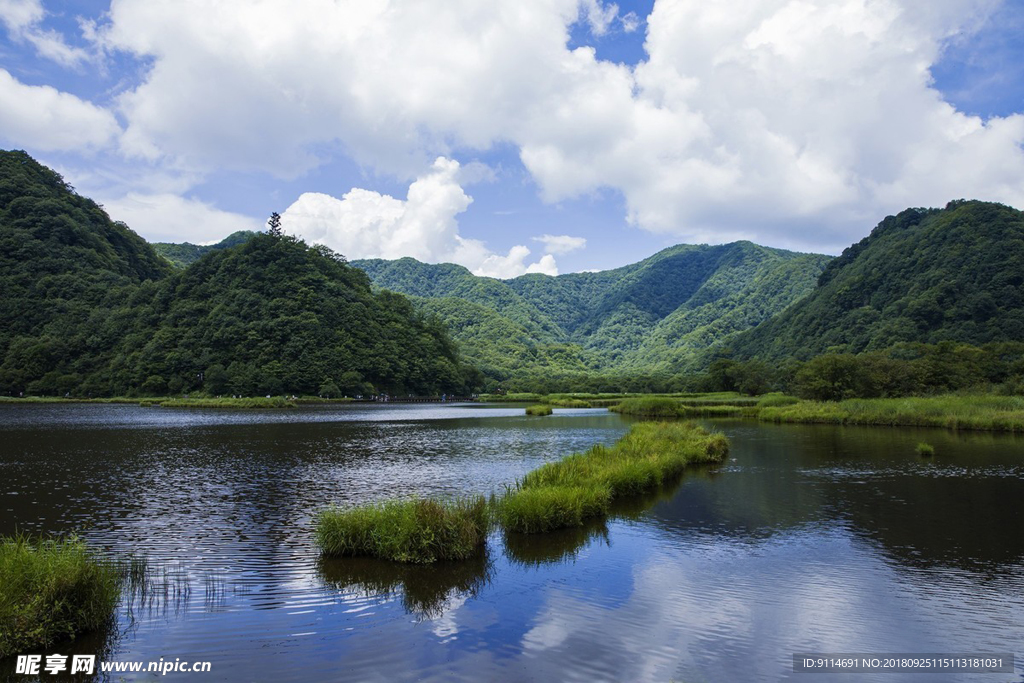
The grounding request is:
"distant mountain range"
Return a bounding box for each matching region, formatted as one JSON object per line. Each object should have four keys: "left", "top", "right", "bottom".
{"left": 352, "top": 243, "right": 831, "bottom": 380}
{"left": 4, "top": 149, "right": 1023, "bottom": 395}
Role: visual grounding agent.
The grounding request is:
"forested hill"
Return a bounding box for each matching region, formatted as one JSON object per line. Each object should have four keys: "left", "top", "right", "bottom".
{"left": 354, "top": 242, "right": 832, "bottom": 384}
{"left": 0, "top": 150, "right": 172, "bottom": 379}
{"left": 0, "top": 150, "right": 476, "bottom": 397}
{"left": 732, "top": 200, "right": 1024, "bottom": 360}
{"left": 153, "top": 231, "right": 257, "bottom": 268}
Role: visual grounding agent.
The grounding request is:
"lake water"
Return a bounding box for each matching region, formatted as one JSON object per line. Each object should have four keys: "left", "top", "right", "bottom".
{"left": 1, "top": 403, "right": 1022, "bottom": 682}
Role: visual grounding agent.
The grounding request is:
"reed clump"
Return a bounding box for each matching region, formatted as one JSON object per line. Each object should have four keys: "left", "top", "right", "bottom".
{"left": 316, "top": 497, "right": 489, "bottom": 564}
{"left": 525, "top": 404, "right": 553, "bottom": 416}
{"left": 496, "top": 422, "right": 728, "bottom": 533}
{"left": 916, "top": 442, "right": 935, "bottom": 456}
{"left": 0, "top": 535, "right": 120, "bottom": 659}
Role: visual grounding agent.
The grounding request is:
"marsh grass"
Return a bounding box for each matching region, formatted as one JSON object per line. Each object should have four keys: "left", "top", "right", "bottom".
{"left": 316, "top": 497, "right": 489, "bottom": 563}
{"left": 759, "top": 395, "right": 1024, "bottom": 432}
{"left": 525, "top": 404, "right": 553, "bottom": 416}
{"left": 544, "top": 398, "right": 593, "bottom": 408}
{"left": 494, "top": 485, "right": 611, "bottom": 534}
{"left": 496, "top": 422, "right": 728, "bottom": 533}
{"left": 0, "top": 535, "right": 120, "bottom": 659}
{"left": 916, "top": 442, "right": 935, "bottom": 456}
{"left": 756, "top": 393, "right": 801, "bottom": 408}
{"left": 609, "top": 397, "right": 685, "bottom": 417}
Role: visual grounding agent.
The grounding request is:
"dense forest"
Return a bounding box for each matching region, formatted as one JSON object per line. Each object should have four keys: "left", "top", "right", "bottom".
{"left": 355, "top": 242, "right": 831, "bottom": 389}
{"left": 0, "top": 150, "right": 477, "bottom": 397}
{"left": 731, "top": 201, "right": 1024, "bottom": 359}
{"left": 152, "top": 231, "right": 257, "bottom": 268}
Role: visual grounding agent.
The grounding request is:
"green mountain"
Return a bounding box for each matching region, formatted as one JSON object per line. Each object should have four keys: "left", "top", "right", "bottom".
{"left": 354, "top": 242, "right": 832, "bottom": 385}
{"left": 0, "top": 151, "right": 475, "bottom": 397}
{"left": 732, "top": 200, "right": 1024, "bottom": 360}
{"left": 0, "top": 150, "right": 173, "bottom": 394}
{"left": 153, "top": 230, "right": 258, "bottom": 268}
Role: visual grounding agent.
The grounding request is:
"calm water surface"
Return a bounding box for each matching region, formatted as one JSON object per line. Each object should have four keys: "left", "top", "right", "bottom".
{"left": 1, "top": 403, "right": 1022, "bottom": 682}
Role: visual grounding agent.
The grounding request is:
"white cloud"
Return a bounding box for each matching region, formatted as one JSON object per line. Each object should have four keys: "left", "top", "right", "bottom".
{"left": 578, "top": 0, "right": 620, "bottom": 36}
{"left": 0, "top": 0, "right": 91, "bottom": 66}
{"left": 533, "top": 234, "right": 587, "bottom": 255}
{"left": 621, "top": 11, "right": 640, "bottom": 33}
{"left": 0, "top": 0, "right": 42, "bottom": 30}
{"left": 281, "top": 157, "right": 558, "bottom": 277}
{"left": 101, "top": 192, "right": 261, "bottom": 244}
{"left": 87, "top": 0, "right": 1024, "bottom": 253}
{"left": 0, "top": 68, "right": 119, "bottom": 151}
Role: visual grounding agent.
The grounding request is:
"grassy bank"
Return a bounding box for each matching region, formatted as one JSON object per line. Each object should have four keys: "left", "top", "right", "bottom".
{"left": 759, "top": 395, "right": 1024, "bottom": 432}
{"left": 0, "top": 396, "right": 142, "bottom": 404}
{"left": 0, "top": 536, "right": 120, "bottom": 659}
{"left": 159, "top": 396, "right": 297, "bottom": 409}
{"left": 495, "top": 422, "right": 728, "bottom": 534}
{"left": 525, "top": 404, "right": 553, "bottom": 416}
{"left": 316, "top": 497, "right": 489, "bottom": 563}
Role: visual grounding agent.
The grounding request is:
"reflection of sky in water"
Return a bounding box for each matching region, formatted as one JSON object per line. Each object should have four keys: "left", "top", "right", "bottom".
{"left": 0, "top": 406, "right": 1022, "bottom": 682}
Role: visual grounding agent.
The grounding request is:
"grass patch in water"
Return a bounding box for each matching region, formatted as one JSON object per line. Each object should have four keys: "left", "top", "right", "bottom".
{"left": 916, "top": 442, "right": 935, "bottom": 456}
{"left": 494, "top": 485, "right": 611, "bottom": 534}
{"left": 316, "top": 497, "right": 489, "bottom": 564}
{"left": 543, "top": 398, "right": 593, "bottom": 408}
{"left": 497, "top": 422, "right": 728, "bottom": 533}
{"left": 759, "top": 395, "right": 1024, "bottom": 432}
{"left": 525, "top": 404, "right": 553, "bottom": 416}
{"left": 609, "top": 396, "right": 685, "bottom": 417}
{"left": 0, "top": 535, "right": 120, "bottom": 659}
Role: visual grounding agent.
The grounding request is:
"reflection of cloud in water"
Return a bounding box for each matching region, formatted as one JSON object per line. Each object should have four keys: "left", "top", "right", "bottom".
{"left": 515, "top": 524, "right": 1024, "bottom": 682}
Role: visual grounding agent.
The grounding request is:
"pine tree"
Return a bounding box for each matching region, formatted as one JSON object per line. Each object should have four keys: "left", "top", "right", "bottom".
{"left": 267, "top": 211, "right": 283, "bottom": 238}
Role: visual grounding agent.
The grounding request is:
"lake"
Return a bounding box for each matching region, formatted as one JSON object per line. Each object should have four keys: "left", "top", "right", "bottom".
{"left": 1, "top": 403, "right": 1022, "bottom": 681}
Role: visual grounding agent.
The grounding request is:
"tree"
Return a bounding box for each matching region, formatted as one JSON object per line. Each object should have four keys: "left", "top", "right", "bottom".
{"left": 267, "top": 212, "right": 283, "bottom": 238}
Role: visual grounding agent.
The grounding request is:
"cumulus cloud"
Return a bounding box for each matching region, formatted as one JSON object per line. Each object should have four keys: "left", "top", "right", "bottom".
{"left": 101, "top": 192, "right": 261, "bottom": 244}
{"left": 533, "top": 234, "right": 587, "bottom": 255}
{"left": 0, "top": 68, "right": 119, "bottom": 151}
{"left": 86, "top": 0, "right": 1024, "bottom": 252}
{"left": 282, "top": 158, "right": 559, "bottom": 278}
{"left": 0, "top": 0, "right": 91, "bottom": 66}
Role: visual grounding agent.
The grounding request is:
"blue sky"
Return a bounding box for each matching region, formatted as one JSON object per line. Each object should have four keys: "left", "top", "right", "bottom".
{"left": 1, "top": 0, "right": 1022, "bottom": 276}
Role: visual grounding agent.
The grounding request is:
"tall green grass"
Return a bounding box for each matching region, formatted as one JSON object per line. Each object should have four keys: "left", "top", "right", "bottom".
{"left": 609, "top": 396, "right": 685, "bottom": 417}
{"left": 525, "top": 404, "right": 553, "bottom": 416}
{"left": 0, "top": 536, "right": 120, "bottom": 658}
{"left": 759, "top": 395, "right": 1024, "bottom": 432}
{"left": 316, "top": 497, "right": 489, "bottom": 563}
{"left": 496, "top": 422, "right": 728, "bottom": 533}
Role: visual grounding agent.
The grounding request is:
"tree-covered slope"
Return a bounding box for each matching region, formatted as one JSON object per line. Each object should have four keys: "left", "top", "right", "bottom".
{"left": 733, "top": 200, "right": 1024, "bottom": 360}
{"left": 107, "top": 235, "right": 476, "bottom": 397}
{"left": 353, "top": 242, "right": 831, "bottom": 381}
{"left": 0, "top": 151, "right": 476, "bottom": 397}
{"left": 0, "top": 150, "right": 173, "bottom": 392}
{"left": 153, "top": 230, "right": 257, "bottom": 268}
